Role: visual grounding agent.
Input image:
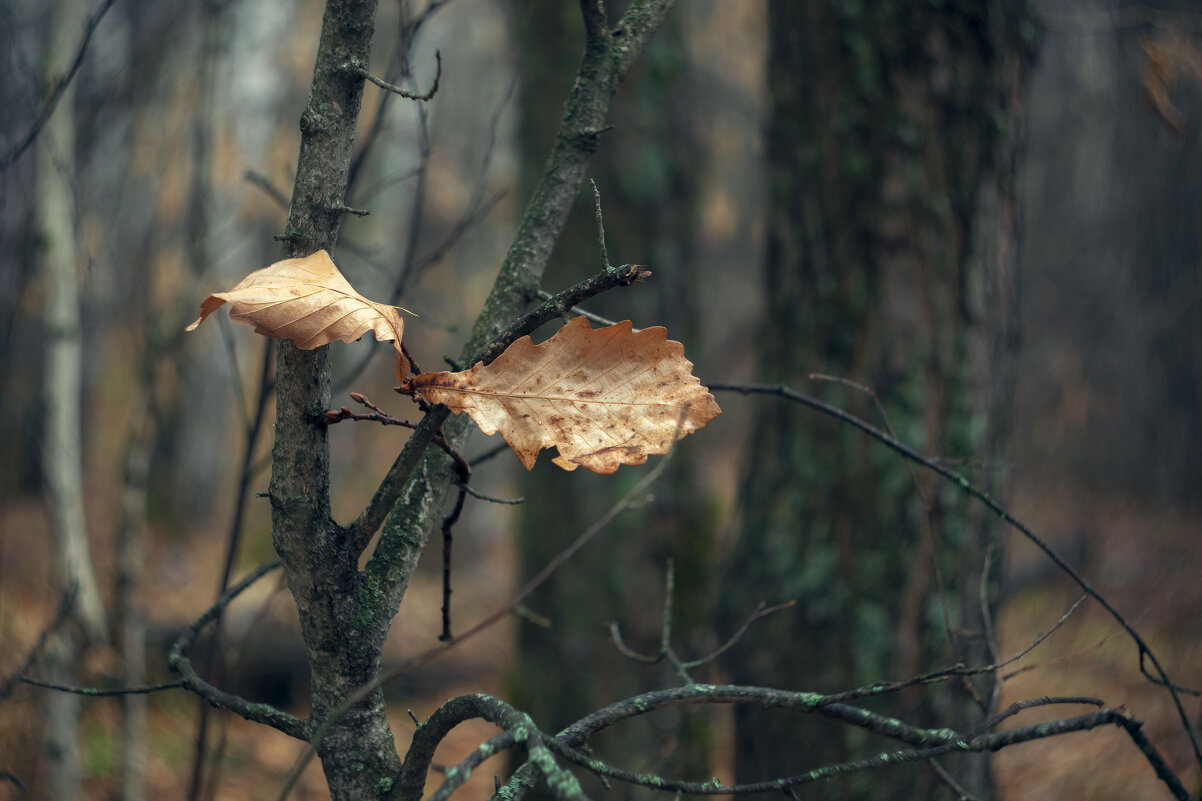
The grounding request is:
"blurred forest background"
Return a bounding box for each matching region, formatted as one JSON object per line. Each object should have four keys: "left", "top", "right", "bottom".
{"left": 1, "top": 0, "right": 1200, "bottom": 800}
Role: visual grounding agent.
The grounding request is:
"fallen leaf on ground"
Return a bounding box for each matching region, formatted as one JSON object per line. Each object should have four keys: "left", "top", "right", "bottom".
{"left": 185, "top": 250, "right": 404, "bottom": 351}
{"left": 410, "top": 316, "right": 721, "bottom": 473}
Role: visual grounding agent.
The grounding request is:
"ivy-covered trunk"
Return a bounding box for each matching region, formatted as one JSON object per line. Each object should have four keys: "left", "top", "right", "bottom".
{"left": 722, "top": 2, "right": 1034, "bottom": 799}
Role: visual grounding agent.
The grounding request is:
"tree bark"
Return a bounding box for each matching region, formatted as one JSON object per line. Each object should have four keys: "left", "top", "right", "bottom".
{"left": 722, "top": 3, "right": 1033, "bottom": 799}
{"left": 267, "top": 3, "right": 400, "bottom": 798}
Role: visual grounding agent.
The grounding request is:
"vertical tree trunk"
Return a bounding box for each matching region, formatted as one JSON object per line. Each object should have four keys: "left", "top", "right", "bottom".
{"left": 722, "top": 3, "right": 1032, "bottom": 799}
{"left": 266, "top": 4, "right": 400, "bottom": 799}
{"left": 35, "top": 0, "right": 108, "bottom": 798}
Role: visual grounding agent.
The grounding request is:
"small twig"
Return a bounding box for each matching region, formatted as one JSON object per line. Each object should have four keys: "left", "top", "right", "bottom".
{"left": 979, "top": 544, "right": 1002, "bottom": 708}
{"left": 680, "top": 600, "right": 797, "bottom": 670}
{"left": 470, "top": 441, "right": 512, "bottom": 468}
{"left": 166, "top": 562, "right": 308, "bottom": 741}
{"left": 351, "top": 49, "right": 442, "bottom": 101}
{"left": 659, "top": 559, "right": 675, "bottom": 653}
{"left": 243, "top": 170, "right": 290, "bottom": 209}
{"left": 456, "top": 480, "right": 524, "bottom": 505}
{"left": 326, "top": 199, "right": 370, "bottom": 217}
{"left": 439, "top": 484, "right": 467, "bottom": 642}
{"left": 0, "top": 772, "right": 26, "bottom": 792}
{"left": 19, "top": 677, "right": 185, "bottom": 696}
{"left": 607, "top": 552, "right": 798, "bottom": 677}
{"left": 401, "top": 341, "right": 423, "bottom": 377}
{"left": 655, "top": 560, "right": 698, "bottom": 685}
{"left": 813, "top": 596, "right": 1091, "bottom": 708}
{"left": 471, "top": 262, "right": 651, "bottom": 368}
{"left": 968, "top": 695, "right": 1104, "bottom": 739}
{"left": 996, "top": 595, "right": 1087, "bottom": 673}
{"left": 0, "top": 582, "right": 77, "bottom": 700}
{"left": 435, "top": 436, "right": 472, "bottom": 642}
{"left": 536, "top": 290, "right": 631, "bottom": 330}
{"left": 808, "top": 373, "right": 899, "bottom": 441}
{"left": 607, "top": 622, "right": 660, "bottom": 664}
{"left": 0, "top": 0, "right": 117, "bottom": 173}
{"left": 323, "top": 393, "right": 421, "bottom": 429}
{"left": 513, "top": 605, "right": 552, "bottom": 629}
{"left": 928, "top": 759, "right": 981, "bottom": 801}
{"left": 591, "top": 179, "right": 611, "bottom": 270}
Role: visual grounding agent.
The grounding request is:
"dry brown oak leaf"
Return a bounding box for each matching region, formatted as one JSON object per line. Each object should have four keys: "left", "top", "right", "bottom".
{"left": 410, "top": 316, "right": 721, "bottom": 474}
{"left": 185, "top": 250, "right": 404, "bottom": 352}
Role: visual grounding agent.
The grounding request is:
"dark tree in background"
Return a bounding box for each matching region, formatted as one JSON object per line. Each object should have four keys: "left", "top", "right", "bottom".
{"left": 722, "top": 3, "right": 1035, "bottom": 799}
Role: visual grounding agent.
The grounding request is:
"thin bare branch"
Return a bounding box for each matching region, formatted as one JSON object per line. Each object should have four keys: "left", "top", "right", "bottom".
{"left": 680, "top": 600, "right": 797, "bottom": 670}
{"left": 19, "top": 677, "right": 185, "bottom": 696}
{"left": 0, "top": 0, "right": 117, "bottom": 173}
{"left": 607, "top": 621, "right": 660, "bottom": 664}
{"left": 456, "top": 481, "right": 524, "bottom": 505}
{"left": 244, "top": 169, "right": 290, "bottom": 209}
{"left": 536, "top": 291, "right": 630, "bottom": 330}
{"left": 350, "top": 49, "right": 442, "bottom": 101}
{"left": 709, "top": 381, "right": 1202, "bottom": 765}
{"left": 0, "top": 583, "right": 77, "bottom": 700}
{"left": 591, "top": 179, "right": 611, "bottom": 270}
{"left": 166, "top": 562, "right": 308, "bottom": 741}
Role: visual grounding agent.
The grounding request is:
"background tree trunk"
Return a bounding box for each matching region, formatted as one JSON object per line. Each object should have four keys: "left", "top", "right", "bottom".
{"left": 721, "top": 2, "right": 1033, "bottom": 799}
{"left": 34, "top": 0, "right": 108, "bottom": 798}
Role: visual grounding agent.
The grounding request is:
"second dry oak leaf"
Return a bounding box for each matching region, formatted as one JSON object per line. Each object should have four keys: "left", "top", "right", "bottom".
{"left": 410, "top": 316, "right": 721, "bottom": 474}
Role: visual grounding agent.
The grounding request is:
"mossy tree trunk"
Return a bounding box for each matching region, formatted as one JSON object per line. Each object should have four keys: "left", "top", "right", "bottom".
{"left": 722, "top": 3, "right": 1033, "bottom": 799}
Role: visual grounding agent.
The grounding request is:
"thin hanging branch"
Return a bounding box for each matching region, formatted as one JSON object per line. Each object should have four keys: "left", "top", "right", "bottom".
{"left": 166, "top": 562, "right": 308, "bottom": 742}
{"left": 708, "top": 381, "right": 1202, "bottom": 768}
{"left": 348, "top": 49, "right": 442, "bottom": 101}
